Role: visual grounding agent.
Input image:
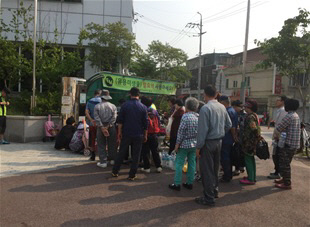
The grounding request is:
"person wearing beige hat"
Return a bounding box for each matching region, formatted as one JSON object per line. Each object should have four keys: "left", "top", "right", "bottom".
{"left": 94, "top": 89, "right": 117, "bottom": 168}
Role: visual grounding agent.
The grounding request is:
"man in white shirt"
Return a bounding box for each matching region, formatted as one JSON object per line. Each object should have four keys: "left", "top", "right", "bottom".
{"left": 268, "top": 95, "right": 287, "bottom": 179}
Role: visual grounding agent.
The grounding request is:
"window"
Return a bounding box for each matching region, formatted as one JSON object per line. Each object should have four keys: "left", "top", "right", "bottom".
{"left": 226, "top": 79, "right": 229, "bottom": 89}
{"left": 233, "top": 81, "right": 238, "bottom": 88}
{"left": 289, "top": 73, "right": 307, "bottom": 87}
{"left": 245, "top": 77, "right": 250, "bottom": 86}
{"left": 41, "top": 0, "right": 82, "bottom": 3}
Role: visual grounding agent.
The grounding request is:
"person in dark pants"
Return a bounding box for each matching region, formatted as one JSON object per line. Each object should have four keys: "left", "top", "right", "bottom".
{"left": 0, "top": 87, "right": 10, "bottom": 144}
{"left": 219, "top": 95, "right": 238, "bottom": 182}
{"left": 94, "top": 90, "right": 117, "bottom": 168}
{"left": 195, "top": 85, "right": 232, "bottom": 206}
{"left": 54, "top": 116, "right": 76, "bottom": 150}
{"left": 231, "top": 100, "right": 246, "bottom": 175}
{"left": 268, "top": 95, "right": 287, "bottom": 179}
{"left": 169, "top": 99, "right": 185, "bottom": 154}
{"left": 112, "top": 87, "right": 148, "bottom": 180}
{"left": 140, "top": 96, "right": 162, "bottom": 173}
{"left": 274, "top": 98, "right": 300, "bottom": 190}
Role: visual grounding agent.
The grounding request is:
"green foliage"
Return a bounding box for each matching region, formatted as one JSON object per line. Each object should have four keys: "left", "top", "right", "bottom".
{"left": 155, "top": 96, "right": 171, "bottom": 114}
{"left": 255, "top": 8, "right": 310, "bottom": 121}
{"left": 32, "top": 91, "right": 61, "bottom": 116}
{"left": 255, "top": 9, "right": 310, "bottom": 83}
{"left": 129, "top": 40, "right": 191, "bottom": 83}
{"left": 7, "top": 91, "right": 31, "bottom": 115}
{"left": 79, "top": 22, "right": 135, "bottom": 72}
{"left": 8, "top": 91, "right": 61, "bottom": 116}
{"left": 1, "top": 1, "right": 83, "bottom": 115}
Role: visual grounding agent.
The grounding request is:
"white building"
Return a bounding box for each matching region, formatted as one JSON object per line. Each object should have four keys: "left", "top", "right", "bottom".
{"left": 1, "top": 0, "right": 134, "bottom": 80}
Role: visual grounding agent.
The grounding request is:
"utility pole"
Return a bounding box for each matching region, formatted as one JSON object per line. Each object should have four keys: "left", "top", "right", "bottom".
{"left": 188, "top": 12, "right": 206, "bottom": 101}
{"left": 240, "top": 0, "right": 250, "bottom": 104}
{"left": 197, "top": 12, "right": 203, "bottom": 101}
{"left": 31, "top": 0, "right": 38, "bottom": 113}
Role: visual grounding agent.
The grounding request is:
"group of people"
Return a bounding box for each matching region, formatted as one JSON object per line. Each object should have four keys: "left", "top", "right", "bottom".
{"left": 167, "top": 87, "right": 301, "bottom": 206}
{"left": 84, "top": 87, "right": 162, "bottom": 180}
{"left": 56, "top": 85, "right": 301, "bottom": 207}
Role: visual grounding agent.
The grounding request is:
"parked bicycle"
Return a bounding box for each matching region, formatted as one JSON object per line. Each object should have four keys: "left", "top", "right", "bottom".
{"left": 298, "top": 122, "right": 310, "bottom": 158}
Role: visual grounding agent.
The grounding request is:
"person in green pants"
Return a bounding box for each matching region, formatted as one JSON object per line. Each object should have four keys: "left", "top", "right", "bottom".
{"left": 169, "top": 97, "right": 199, "bottom": 191}
{"left": 240, "top": 99, "right": 261, "bottom": 185}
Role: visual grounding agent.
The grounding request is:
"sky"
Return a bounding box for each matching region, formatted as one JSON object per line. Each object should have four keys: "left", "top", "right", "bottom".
{"left": 133, "top": 0, "right": 310, "bottom": 59}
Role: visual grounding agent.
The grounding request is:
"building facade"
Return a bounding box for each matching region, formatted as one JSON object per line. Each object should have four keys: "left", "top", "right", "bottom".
{"left": 179, "top": 52, "right": 231, "bottom": 98}
{"left": 181, "top": 48, "right": 309, "bottom": 121}
{"left": 223, "top": 48, "right": 309, "bottom": 121}
{"left": 1, "top": 0, "right": 134, "bottom": 80}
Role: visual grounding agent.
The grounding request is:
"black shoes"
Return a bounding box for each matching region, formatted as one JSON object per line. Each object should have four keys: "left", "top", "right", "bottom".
{"left": 219, "top": 178, "right": 231, "bottom": 183}
{"left": 169, "top": 183, "right": 193, "bottom": 191}
{"left": 182, "top": 183, "right": 193, "bottom": 190}
{"left": 195, "top": 197, "right": 215, "bottom": 206}
{"left": 168, "top": 184, "right": 181, "bottom": 191}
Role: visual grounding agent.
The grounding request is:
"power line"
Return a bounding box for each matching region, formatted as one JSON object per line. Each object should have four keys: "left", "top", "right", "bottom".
{"left": 168, "top": 13, "right": 200, "bottom": 45}
{"left": 135, "top": 12, "right": 196, "bottom": 35}
{"left": 202, "top": 1, "right": 268, "bottom": 23}
{"left": 169, "top": 26, "right": 193, "bottom": 46}
{"left": 137, "top": 20, "right": 188, "bottom": 34}
{"left": 201, "top": 1, "right": 246, "bottom": 21}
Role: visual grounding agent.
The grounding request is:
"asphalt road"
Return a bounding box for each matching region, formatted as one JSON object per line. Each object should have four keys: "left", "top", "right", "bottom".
{"left": 0, "top": 127, "right": 309, "bottom": 227}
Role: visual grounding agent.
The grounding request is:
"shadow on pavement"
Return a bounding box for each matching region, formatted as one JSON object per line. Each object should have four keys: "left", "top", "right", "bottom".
{"left": 62, "top": 186, "right": 281, "bottom": 227}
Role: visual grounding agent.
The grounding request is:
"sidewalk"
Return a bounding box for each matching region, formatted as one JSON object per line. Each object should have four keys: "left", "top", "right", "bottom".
{"left": 0, "top": 142, "right": 89, "bottom": 178}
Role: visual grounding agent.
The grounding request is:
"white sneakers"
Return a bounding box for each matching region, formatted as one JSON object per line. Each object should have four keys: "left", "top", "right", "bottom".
{"left": 141, "top": 167, "right": 163, "bottom": 173}
{"left": 97, "top": 162, "right": 107, "bottom": 168}
{"left": 141, "top": 168, "right": 151, "bottom": 173}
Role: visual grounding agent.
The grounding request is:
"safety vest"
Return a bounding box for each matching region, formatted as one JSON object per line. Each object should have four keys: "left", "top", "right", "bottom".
{"left": 0, "top": 94, "right": 6, "bottom": 116}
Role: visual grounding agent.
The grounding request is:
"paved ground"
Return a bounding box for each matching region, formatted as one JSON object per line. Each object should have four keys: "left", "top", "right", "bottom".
{"left": 0, "top": 127, "right": 309, "bottom": 227}
{"left": 0, "top": 142, "right": 88, "bottom": 178}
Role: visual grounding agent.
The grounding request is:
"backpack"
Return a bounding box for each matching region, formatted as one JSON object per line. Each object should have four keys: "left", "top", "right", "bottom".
{"left": 232, "top": 142, "right": 245, "bottom": 167}
{"left": 148, "top": 110, "right": 160, "bottom": 134}
{"left": 256, "top": 136, "right": 270, "bottom": 160}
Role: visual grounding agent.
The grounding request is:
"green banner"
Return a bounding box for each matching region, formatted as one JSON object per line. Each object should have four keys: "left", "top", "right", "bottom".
{"left": 101, "top": 73, "right": 176, "bottom": 95}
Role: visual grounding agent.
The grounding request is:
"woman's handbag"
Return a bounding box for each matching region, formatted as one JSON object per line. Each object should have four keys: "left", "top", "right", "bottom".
{"left": 256, "top": 136, "right": 270, "bottom": 160}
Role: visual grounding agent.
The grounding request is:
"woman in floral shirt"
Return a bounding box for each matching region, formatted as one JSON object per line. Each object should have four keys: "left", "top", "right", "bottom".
{"left": 169, "top": 97, "right": 199, "bottom": 191}
{"left": 240, "top": 99, "right": 261, "bottom": 185}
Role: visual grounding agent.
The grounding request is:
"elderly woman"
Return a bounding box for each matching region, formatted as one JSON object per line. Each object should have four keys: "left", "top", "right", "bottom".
{"left": 169, "top": 97, "right": 199, "bottom": 191}
{"left": 240, "top": 99, "right": 261, "bottom": 185}
{"left": 169, "top": 99, "right": 185, "bottom": 154}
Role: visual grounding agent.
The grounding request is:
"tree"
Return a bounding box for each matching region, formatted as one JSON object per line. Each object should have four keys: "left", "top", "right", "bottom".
{"left": 0, "top": 1, "right": 83, "bottom": 114}
{"left": 129, "top": 40, "right": 191, "bottom": 84}
{"left": 255, "top": 9, "right": 310, "bottom": 121}
{"left": 79, "top": 22, "right": 135, "bottom": 72}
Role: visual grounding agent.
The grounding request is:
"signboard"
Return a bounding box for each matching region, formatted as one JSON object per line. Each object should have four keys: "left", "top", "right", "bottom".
{"left": 80, "top": 93, "right": 86, "bottom": 104}
{"left": 181, "top": 88, "right": 191, "bottom": 94}
{"left": 274, "top": 75, "right": 282, "bottom": 94}
{"left": 101, "top": 73, "right": 176, "bottom": 95}
{"left": 61, "top": 105, "right": 71, "bottom": 114}
{"left": 62, "top": 96, "right": 72, "bottom": 105}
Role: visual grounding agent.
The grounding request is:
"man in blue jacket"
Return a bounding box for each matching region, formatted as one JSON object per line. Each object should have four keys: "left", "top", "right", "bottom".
{"left": 112, "top": 87, "right": 148, "bottom": 180}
